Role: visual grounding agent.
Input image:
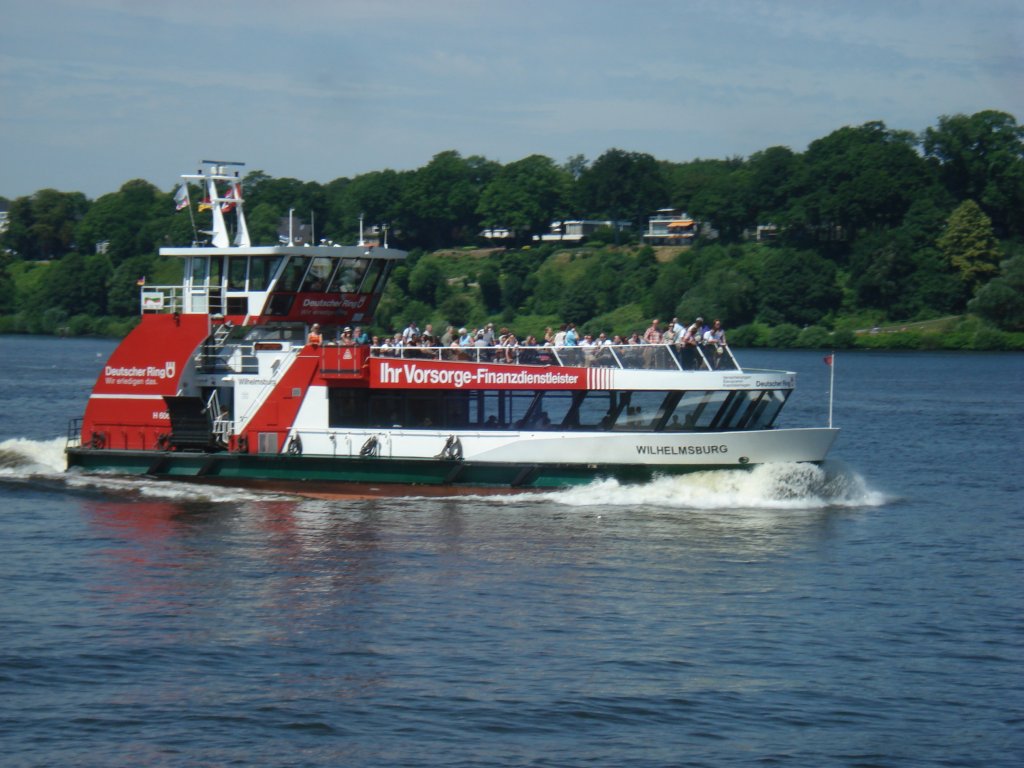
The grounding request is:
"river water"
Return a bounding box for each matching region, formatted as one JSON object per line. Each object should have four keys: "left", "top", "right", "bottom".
{"left": 0, "top": 335, "right": 1021, "bottom": 767}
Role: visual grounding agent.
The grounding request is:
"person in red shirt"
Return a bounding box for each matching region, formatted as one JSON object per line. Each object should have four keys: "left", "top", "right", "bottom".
{"left": 307, "top": 323, "right": 323, "bottom": 346}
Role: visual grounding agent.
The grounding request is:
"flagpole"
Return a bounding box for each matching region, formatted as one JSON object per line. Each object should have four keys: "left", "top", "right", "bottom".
{"left": 828, "top": 350, "right": 835, "bottom": 429}
{"left": 187, "top": 193, "right": 199, "bottom": 245}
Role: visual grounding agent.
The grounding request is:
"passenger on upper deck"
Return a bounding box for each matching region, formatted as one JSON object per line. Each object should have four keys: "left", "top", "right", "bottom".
{"left": 338, "top": 327, "right": 355, "bottom": 346}
{"left": 307, "top": 324, "right": 323, "bottom": 346}
{"left": 564, "top": 323, "right": 579, "bottom": 347}
{"left": 643, "top": 318, "right": 663, "bottom": 345}
{"left": 680, "top": 317, "right": 703, "bottom": 370}
{"left": 703, "top": 319, "right": 727, "bottom": 365}
{"left": 401, "top": 321, "right": 419, "bottom": 343}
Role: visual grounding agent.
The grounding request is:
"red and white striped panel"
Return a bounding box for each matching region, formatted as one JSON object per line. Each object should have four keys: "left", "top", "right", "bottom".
{"left": 586, "top": 367, "right": 616, "bottom": 390}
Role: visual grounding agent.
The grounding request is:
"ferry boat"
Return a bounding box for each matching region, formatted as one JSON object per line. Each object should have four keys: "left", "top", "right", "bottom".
{"left": 66, "top": 161, "right": 839, "bottom": 495}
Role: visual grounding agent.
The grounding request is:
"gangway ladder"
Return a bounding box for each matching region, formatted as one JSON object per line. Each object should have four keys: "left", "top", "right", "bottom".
{"left": 207, "top": 390, "right": 233, "bottom": 448}
{"left": 197, "top": 322, "right": 236, "bottom": 372}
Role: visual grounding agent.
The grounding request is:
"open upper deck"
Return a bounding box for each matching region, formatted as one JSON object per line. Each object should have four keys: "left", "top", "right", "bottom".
{"left": 360, "top": 342, "right": 740, "bottom": 373}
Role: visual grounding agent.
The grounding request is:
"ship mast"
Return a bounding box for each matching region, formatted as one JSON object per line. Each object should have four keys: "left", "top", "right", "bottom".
{"left": 183, "top": 160, "right": 250, "bottom": 247}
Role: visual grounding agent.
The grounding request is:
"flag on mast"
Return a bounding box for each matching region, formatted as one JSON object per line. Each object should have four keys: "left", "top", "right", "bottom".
{"left": 174, "top": 184, "right": 190, "bottom": 211}
{"left": 221, "top": 182, "right": 241, "bottom": 213}
{"left": 824, "top": 354, "right": 833, "bottom": 366}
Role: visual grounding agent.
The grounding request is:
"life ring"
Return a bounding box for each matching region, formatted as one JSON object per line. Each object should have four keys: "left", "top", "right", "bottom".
{"left": 90, "top": 431, "right": 106, "bottom": 449}
{"left": 156, "top": 433, "right": 171, "bottom": 451}
{"left": 359, "top": 436, "right": 379, "bottom": 458}
{"left": 236, "top": 435, "right": 248, "bottom": 454}
{"left": 287, "top": 434, "right": 303, "bottom": 456}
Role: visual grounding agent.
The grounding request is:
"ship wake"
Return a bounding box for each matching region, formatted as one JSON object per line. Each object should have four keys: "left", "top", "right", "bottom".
{"left": 0, "top": 437, "right": 278, "bottom": 504}
{"left": 533, "top": 461, "right": 888, "bottom": 511}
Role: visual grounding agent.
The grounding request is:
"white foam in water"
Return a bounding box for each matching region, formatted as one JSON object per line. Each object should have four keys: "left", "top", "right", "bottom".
{"left": 532, "top": 462, "right": 889, "bottom": 510}
{"left": 0, "top": 436, "right": 67, "bottom": 474}
{"left": 62, "top": 471, "right": 286, "bottom": 504}
{"left": 0, "top": 436, "right": 285, "bottom": 504}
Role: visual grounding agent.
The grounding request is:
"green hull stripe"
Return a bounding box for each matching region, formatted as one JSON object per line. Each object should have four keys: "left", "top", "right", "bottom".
{"left": 67, "top": 448, "right": 750, "bottom": 489}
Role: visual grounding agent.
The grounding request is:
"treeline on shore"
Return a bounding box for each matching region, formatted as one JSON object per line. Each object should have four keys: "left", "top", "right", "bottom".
{"left": 1, "top": 109, "right": 1023, "bottom": 350}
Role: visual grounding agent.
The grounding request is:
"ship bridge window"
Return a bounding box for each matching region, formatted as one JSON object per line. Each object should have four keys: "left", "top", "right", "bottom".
{"left": 329, "top": 258, "right": 369, "bottom": 293}
{"left": 191, "top": 255, "right": 223, "bottom": 285}
{"left": 228, "top": 256, "right": 248, "bottom": 290}
{"left": 302, "top": 257, "right": 335, "bottom": 292}
{"left": 359, "top": 259, "right": 391, "bottom": 295}
{"left": 189, "top": 256, "right": 209, "bottom": 283}
{"left": 209, "top": 255, "right": 222, "bottom": 285}
{"left": 276, "top": 257, "right": 311, "bottom": 292}
{"left": 250, "top": 256, "right": 284, "bottom": 291}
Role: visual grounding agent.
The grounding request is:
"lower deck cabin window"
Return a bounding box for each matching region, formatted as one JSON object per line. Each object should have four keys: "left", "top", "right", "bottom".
{"left": 327, "top": 388, "right": 790, "bottom": 432}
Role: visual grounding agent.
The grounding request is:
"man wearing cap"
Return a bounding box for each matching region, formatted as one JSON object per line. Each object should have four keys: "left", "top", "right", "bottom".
{"left": 339, "top": 327, "right": 356, "bottom": 346}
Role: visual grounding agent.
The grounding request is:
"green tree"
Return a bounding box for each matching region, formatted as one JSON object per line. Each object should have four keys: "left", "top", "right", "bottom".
{"left": 529, "top": 268, "right": 565, "bottom": 315}
{"left": 75, "top": 180, "right": 176, "bottom": 265}
{"left": 968, "top": 254, "right": 1024, "bottom": 330}
{"left": 2, "top": 189, "right": 89, "bottom": 260}
{"left": 577, "top": 149, "right": 668, "bottom": 227}
{"left": 325, "top": 169, "right": 408, "bottom": 245}
{"left": 662, "top": 158, "right": 741, "bottom": 214}
{"left": 408, "top": 255, "right": 446, "bottom": 304}
{"left": 923, "top": 110, "right": 1024, "bottom": 237}
{"left": 245, "top": 203, "right": 284, "bottom": 245}
{"left": 793, "top": 121, "right": 933, "bottom": 243}
{"left": 689, "top": 164, "right": 754, "bottom": 242}
{"left": 562, "top": 154, "right": 588, "bottom": 181}
{"left": 559, "top": 278, "right": 598, "bottom": 324}
{"left": 477, "top": 155, "right": 569, "bottom": 244}
{"left": 0, "top": 253, "right": 16, "bottom": 314}
{"left": 477, "top": 263, "right": 502, "bottom": 313}
{"left": 108, "top": 254, "right": 157, "bottom": 315}
{"left": 746, "top": 146, "right": 802, "bottom": 221}
{"left": 400, "top": 151, "right": 498, "bottom": 249}
{"left": 937, "top": 200, "right": 1002, "bottom": 295}
{"left": 758, "top": 247, "right": 841, "bottom": 326}
{"left": 240, "top": 173, "right": 327, "bottom": 245}
{"left": 44, "top": 251, "right": 112, "bottom": 316}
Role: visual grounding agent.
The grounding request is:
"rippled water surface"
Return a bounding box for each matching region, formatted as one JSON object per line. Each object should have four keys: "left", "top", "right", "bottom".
{"left": 1, "top": 336, "right": 1021, "bottom": 766}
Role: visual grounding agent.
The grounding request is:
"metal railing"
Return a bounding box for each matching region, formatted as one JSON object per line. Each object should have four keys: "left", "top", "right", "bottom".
{"left": 368, "top": 342, "right": 740, "bottom": 372}
{"left": 66, "top": 417, "right": 83, "bottom": 448}
{"left": 139, "top": 285, "right": 184, "bottom": 314}
{"left": 206, "top": 390, "right": 234, "bottom": 446}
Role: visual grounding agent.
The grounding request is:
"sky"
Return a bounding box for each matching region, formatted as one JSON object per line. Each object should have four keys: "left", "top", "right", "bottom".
{"left": 1, "top": 0, "right": 1022, "bottom": 200}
